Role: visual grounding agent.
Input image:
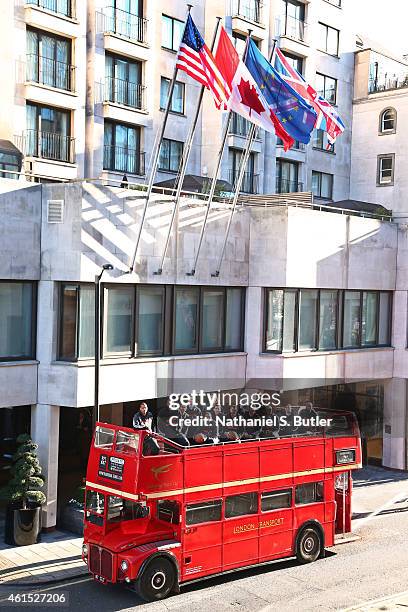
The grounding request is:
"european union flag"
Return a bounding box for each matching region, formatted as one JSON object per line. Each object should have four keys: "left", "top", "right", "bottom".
{"left": 245, "top": 40, "right": 317, "bottom": 144}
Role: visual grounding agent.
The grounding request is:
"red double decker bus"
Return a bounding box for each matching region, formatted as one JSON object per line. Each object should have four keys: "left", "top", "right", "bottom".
{"left": 83, "top": 414, "right": 361, "bottom": 602}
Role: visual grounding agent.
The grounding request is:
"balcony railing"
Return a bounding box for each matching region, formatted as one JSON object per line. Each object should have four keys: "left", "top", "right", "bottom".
{"left": 230, "top": 0, "right": 262, "bottom": 24}
{"left": 15, "top": 130, "right": 75, "bottom": 163}
{"left": 99, "top": 7, "right": 147, "bottom": 44}
{"left": 228, "top": 169, "right": 259, "bottom": 194}
{"left": 276, "top": 138, "right": 306, "bottom": 151}
{"left": 26, "top": 54, "right": 75, "bottom": 92}
{"left": 278, "top": 15, "right": 307, "bottom": 43}
{"left": 369, "top": 75, "right": 408, "bottom": 94}
{"left": 105, "top": 77, "right": 145, "bottom": 110}
{"left": 229, "top": 113, "right": 260, "bottom": 139}
{"left": 26, "top": 0, "right": 74, "bottom": 18}
{"left": 103, "top": 145, "right": 145, "bottom": 176}
{"left": 276, "top": 177, "right": 303, "bottom": 194}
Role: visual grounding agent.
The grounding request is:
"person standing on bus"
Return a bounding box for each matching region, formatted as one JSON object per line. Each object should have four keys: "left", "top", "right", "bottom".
{"left": 133, "top": 402, "right": 154, "bottom": 431}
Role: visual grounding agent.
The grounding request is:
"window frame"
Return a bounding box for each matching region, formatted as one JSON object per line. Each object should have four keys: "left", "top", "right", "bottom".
{"left": 158, "top": 137, "right": 184, "bottom": 173}
{"left": 58, "top": 282, "right": 95, "bottom": 362}
{"left": 315, "top": 72, "right": 338, "bottom": 105}
{"left": 379, "top": 108, "right": 397, "bottom": 135}
{"left": 102, "top": 284, "right": 135, "bottom": 358}
{"left": 161, "top": 14, "right": 185, "bottom": 52}
{"left": 224, "top": 492, "right": 259, "bottom": 519}
{"left": 135, "top": 284, "right": 165, "bottom": 357}
{"left": 160, "top": 76, "right": 185, "bottom": 115}
{"left": 295, "top": 481, "right": 324, "bottom": 506}
{"left": 377, "top": 154, "right": 395, "bottom": 186}
{"left": 318, "top": 22, "right": 340, "bottom": 56}
{"left": 103, "top": 119, "right": 142, "bottom": 175}
{"left": 313, "top": 129, "right": 335, "bottom": 153}
{"left": 105, "top": 52, "right": 143, "bottom": 109}
{"left": 311, "top": 170, "right": 334, "bottom": 199}
{"left": 26, "top": 27, "right": 73, "bottom": 91}
{"left": 261, "top": 488, "right": 292, "bottom": 512}
{"left": 0, "top": 281, "right": 37, "bottom": 362}
{"left": 185, "top": 499, "right": 223, "bottom": 526}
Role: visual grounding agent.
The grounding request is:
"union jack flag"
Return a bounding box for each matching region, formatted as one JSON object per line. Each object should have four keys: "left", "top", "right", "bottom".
{"left": 176, "top": 15, "right": 230, "bottom": 109}
{"left": 274, "top": 47, "right": 345, "bottom": 145}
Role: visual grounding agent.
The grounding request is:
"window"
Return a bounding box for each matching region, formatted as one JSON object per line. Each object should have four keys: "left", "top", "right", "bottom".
{"left": 26, "top": 29, "right": 73, "bottom": 91}
{"left": 225, "top": 493, "right": 258, "bottom": 518}
{"left": 229, "top": 148, "right": 257, "bottom": 194}
{"left": 379, "top": 292, "right": 391, "bottom": 345}
{"left": 295, "top": 482, "right": 324, "bottom": 505}
{"left": 157, "top": 500, "right": 180, "bottom": 524}
{"left": 362, "top": 291, "right": 378, "bottom": 346}
{"left": 318, "top": 22, "right": 339, "bottom": 55}
{"left": 315, "top": 73, "right": 337, "bottom": 105}
{"left": 162, "top": 15, "right": 184, "bottom": 51}
{"left": 261, "top": 489, "right": 292, "bottom": 512}
{"left": 319, "top": 290, "right": 338, "bottom": 350}
{"left": 104, "top": 121, "right": 143, "bottom": 175}
{"left": 26, "top": 103, "right": 72, "bottom": 162}
{"left": 186, "top": 500, "right": 222, "bottom": 525}
{"left": 104, "top": 0, "right": 145, "bottom": 42}
{"left": 379, "top": 108, "right": 396, "bottom": 134}
{"left": 0, "top": 282, "right": 35, "bottom": 360}
{"left": 225, "top": 288, "right": 244, "bottom": 350}
{"left": 26, "top": 0, "right": 73, "bottom": 18}
{"left": 342, "top": 291, "right": 360, "bottom": 348}
{"left": 232, "top": 31, "right": 247, "bottom": 58}
{"left": 105, "top": 54, "right": 143, "bottom": 109}
{"left": 281, "top": 0, "right": 306, "bottom": 42}
{"left": 265, "top": 289, "right": 296, "bottom": 353}
{"left": 160, "top": 77, "right": 185, "bottom": 114}
{"left": 377, "top": 154, "right": 395, "bottom": 185}
{"left": 231, "top": 0, "right": 262, "bottom": 23}
{"left": 312, "top": 171, "right": 333, "bottom": 199}
{"left": 136, "top": 286, "right": 164, "bottom": 355}
{"left": 313, "top": 129, "right": 335, "bottom": 153}
{"left": 298, "top": 290, "right": 318, "bottom": 350}
{"left": 107, "top": 496, "right": 146, "bottom": 522}
{"left": 276, "top": 160, "right": 300, "bottom": 193}
{"left": 85, "top": 490, "right": 105, "bottom": 526}
{"left": 282, "top": 51, "right": 304, "bottom": 75}
{"left": 158, "top": 138, "right": 183, "bottom": 173}
{"left": 174, "top": 287, "right": 199, "bottom": 352}
{"left": 104, "top": 286, "right": 134, "bottom": 354}
{"left": 59, "top": 284, "right": 94, "bottom": 360}
{"left": 201, "top": 289, "right": 224, "bottom": 351}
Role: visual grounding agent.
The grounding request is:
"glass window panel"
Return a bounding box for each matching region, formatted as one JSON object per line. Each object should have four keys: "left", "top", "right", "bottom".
{"left": 225, "top": 288, "right": 243, "bottom": 350}
{"left": 0, "top": 283, "right": 33, "bottom": 359}
{"left": 60, "top": 285, "right": 77, "bottom": 360}
{"left": 105, "top": 286, "right": 133, "bottom": 354}
{"left": 202, "top": 289, "right": 224, "bottom": 350}
{"left": 172, "top": 81, "right": 184, "bottom": 113}
{"left": 343, "top": 291, "right": 361, "bottom": 347}
{"left": 78, "top": 286, "right": 95, "bottom": 358}
{"left": 283, "top": 290, "right": 297, "bottom": 352}
{"left": 379, "top": 293, "right": 391, "bottom": 345}
{"left": 162, "top": 15, "right": 173, "bottom": 49}
{"left": 321, "top": 173, "right": 333, "bottom": 198}
{"left": 225, "top": 493, "right": 258, "bottom": 518}
{"left": 186, "top": 500, "right": 222, "bottom": 525}
{"left": 172, "top": 18, "right": 185, "bottom": 50}
{"left": 295, "top": 482, "right": 324, "bottom": 505}
{"left": 158, "top": 138, "right": 170, "bottom": 170}
{"left": 318, "top": 23, "right": 327, "bottom": 51}
{"left": 137, "top": 286, "right": 164, "bottom": 354}
{"left": 266, "top": 289, "right": 283, "bottom": 351}
{"left": 327, "top": 26, "right": 339, "bottom": 55}
{"left": 170, "top": 141, "right": 182, "bottom": 172}
{"left": 298, "top": 290, "right": 318, "bottom": 350}
{"left": 160, "top": 77, "right": 169, "bottom": 110}
{"left": 319, "top": 290, "right": 338, "bottom": 350}
{"left": 175, "top": 288, "right": 198, "bottom": 351}
{"left": 362, "top": 291, "right": 378, "bottom": 346}
{"left": 261, "top": 489, "right": 292, "bottom": 512}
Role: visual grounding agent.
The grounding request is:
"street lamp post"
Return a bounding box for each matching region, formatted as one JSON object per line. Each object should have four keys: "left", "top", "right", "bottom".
{"left": 93, "top": 263, "right": 113, "bottom": 430}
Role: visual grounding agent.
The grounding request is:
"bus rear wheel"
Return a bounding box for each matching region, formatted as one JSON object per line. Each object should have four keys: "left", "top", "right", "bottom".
{"left": 296, "top": 527, "right": 322, "bottom": 564}
{"left": 137, "top": 557, "right": 176, "bottom": 602}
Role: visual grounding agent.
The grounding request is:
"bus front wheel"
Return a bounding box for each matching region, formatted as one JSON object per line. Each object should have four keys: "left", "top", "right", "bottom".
{"left": 296, "top": 527, "right": 322, "bottom": 564}
{"left": 136, "top": 557, "right": 176, "bottom": 602}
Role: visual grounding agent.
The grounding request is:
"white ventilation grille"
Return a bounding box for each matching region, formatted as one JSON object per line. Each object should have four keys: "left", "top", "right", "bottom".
{"left": 47, "top": 200, "right": 64, "bottom": 224}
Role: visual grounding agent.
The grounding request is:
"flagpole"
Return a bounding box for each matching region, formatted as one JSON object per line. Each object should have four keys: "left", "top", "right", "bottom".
{"left": 155, "top": 16, "right": 223, "bottom": 276}
{"left": 211, "top": 36, "right": 277, "bottom": 278}
{"left": 128, "top": 4, "right": 193, "bottom": 273}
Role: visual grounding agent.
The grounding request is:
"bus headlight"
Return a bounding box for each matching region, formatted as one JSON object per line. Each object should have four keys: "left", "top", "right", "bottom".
{"left": 82, "top": 544, "right": 88, "bottom": 557}
{"left": 336, "top": 449, "right": 355, "bottom": 465}
{"left": 120, "top": 560, "right": 129, "bottom": 572}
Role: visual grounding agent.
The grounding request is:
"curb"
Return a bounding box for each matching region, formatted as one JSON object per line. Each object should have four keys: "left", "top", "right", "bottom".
{"left": 0, "top": 569, "right": 88, "bottom": 588}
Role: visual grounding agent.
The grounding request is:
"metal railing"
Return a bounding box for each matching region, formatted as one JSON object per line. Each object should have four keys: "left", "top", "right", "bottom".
{"left": 276, "top": 178, "right": 303, "bottom": 193}
{"left": 103, "top": 146, "right": 145, "bottom": 176}
{"left": 104, "top": 77, "right": 145, "bottom": 110}
{"left": 230, "top": 0, "right": 262, "bottom": 24}
{"left": 99, "top": 7, "right": 147, "bottom": 43}
{"left": 26, "top": 0, "right": 74, "bottom": 18}
{"left": 228, "top": 169, "right": 259, "bottom": 194}
{"left": 278, "top": 15, "right": 307, "bottom": 43}
{"left": 15, "top": 130, "right": 75, "bottom": 163}
{"left": 26, "top": 54, "right": 75, "bottom": 92}
{"left": 229, "top": 113, "right": 260, "bottom": 139}
{"left": 276, "top": 138, "right": 306, "bottom": 151}
{"left": 369, "top": 75, "right": 408, "bottom": 94}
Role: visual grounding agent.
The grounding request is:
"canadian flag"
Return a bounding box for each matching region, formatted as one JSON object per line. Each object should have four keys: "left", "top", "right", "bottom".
{"left": 214, "top": 27, "right": 294, "bottom": 150}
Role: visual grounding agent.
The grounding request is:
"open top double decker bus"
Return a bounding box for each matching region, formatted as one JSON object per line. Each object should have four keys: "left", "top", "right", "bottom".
{"left": 83, "top": 413, "right": 361, "bottom": 602}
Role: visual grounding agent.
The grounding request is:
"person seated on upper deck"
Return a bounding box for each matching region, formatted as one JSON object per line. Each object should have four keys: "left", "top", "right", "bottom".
{"left": 241, "top": 405, "right": 262, "bottom": 440}
{"left": 157, "top": 403, "right": 190, "bottom": 447}
{"left": 219, "top": 430, "right": 241, "bottom": 443}
{"left": 260, "top": 405, "right": 280, "bottom": 439}
{"left": 205, "top": 402, "right": 223, "bottom": 440}
{"left": 133, "top": 402, "right": 154, "bottom": 431}
{"left": 191, "top": 432, "right": 217, "bottom": 445}
{"left": 295, "top": 401, "right": 319, "bottom": 436}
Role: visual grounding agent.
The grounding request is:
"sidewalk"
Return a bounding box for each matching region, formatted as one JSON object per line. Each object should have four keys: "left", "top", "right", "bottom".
{"left": 0, "top": 529, "right": 87, "bottom": 586}
{"left": 343, "top": 590, "right": 408, "bottom": 611}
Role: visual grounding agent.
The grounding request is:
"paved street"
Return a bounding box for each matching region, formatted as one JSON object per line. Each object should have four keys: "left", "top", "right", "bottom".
{"left": 1, "top": 467, "right": 408, "bottom": 612}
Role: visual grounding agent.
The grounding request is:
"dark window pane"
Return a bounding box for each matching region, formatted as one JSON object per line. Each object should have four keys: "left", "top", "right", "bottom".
{"left": 60, "top": 285, "right": 77, "bottom": 360}
{"left": 225, "top": 492, "right": 258, "bottom": 518}
{"left": 175, "top": 288, "right": 198, "bottom": 352}
{"left": 186, "top": 500, "right": 222, "bottom": 525}
{"left": 362, "top": 292, "right": 378, "bottom": 346}
{"left": 379, "top": 293, "right": 391, "bottom": 345}
{"left": 266, "top": 289, "right": 283, "bottom": 351}
{"left": 295, "top": 482, "right": 324, "bottom": 505}
{"left": 157, "top": 500, "right": 179, "bottom": 524}
{"left": 137, "top": 286, "right": 163, "bottom": 354}
{"left": 298, "top": 290, "right": 318, "bottom": 350}
{"left": 261, "top": 489, "right": 292, "bottom": 511}
{"left": 319, "top": 290, "right": 338, "bottom": 350}
{"left": 225, "top": 288, "right": 243, "bottom": 350}
{"left": 0, "top": 283, "right": 33, "bottom": 359}
{"left": 105, "top": 287, "right": 133, "bottom": 353}
{"left": 202, "top": 289, "right": 224, "bottom": 350}
{"left": 343, "top": 291, "right": 360, "bottom": 347}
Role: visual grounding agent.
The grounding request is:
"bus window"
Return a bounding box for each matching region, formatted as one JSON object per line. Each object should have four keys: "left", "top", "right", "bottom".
{"left": 86, "top": 490, "right": 105, "bottom": 526}
{"left": 157, "top": 500, "right": 180, "bottom": 524}
{"left": 225, "top": 492, "right": 258, "bottom": 518}
{"left": 116, "top": 430, "right": 140, "bottom": 454}
{"left": 186, "top": 500, "right": 222, "bottom": 525}
{"left": 94, "top": 426, "right": 114, "bottom": 450}
{"left": 261, "top": 489, "right": 292, "bottom": 512}
{"left": 107, "top": 496, "right": 149, "bottom": 522}
{"left": 295, "top": 482, "right": 324, "bottom": 505}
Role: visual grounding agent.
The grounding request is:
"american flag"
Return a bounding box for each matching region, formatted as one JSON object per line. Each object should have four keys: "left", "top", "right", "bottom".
{"left": 176, "top": 15, "right": 230, "bottom": 109}
{"left": 274, "top": 47, "right": 345, "bottom": 145}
